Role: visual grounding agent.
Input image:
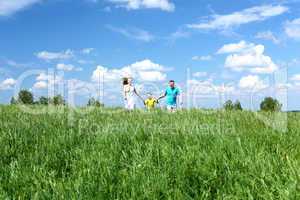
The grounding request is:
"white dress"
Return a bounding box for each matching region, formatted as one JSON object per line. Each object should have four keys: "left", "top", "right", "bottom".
{"left": 124, "top": 85, "right": 136, "bottom": 110}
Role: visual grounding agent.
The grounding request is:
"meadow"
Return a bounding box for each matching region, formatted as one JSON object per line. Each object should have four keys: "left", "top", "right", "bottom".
{"left": 0, "top": 105, "right": 299, "bottom": 199}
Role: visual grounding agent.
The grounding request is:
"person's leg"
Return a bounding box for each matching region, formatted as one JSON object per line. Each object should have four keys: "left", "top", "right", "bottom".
{"left": 167, "top": 105, "right": 177, "bottom": 112}
{"left": 171, "top": 105, "right": 177, "bottom": 112}
{"left": 167, "top": 105, "right": 173, "bottom": 112}
{"left": 127, "top": 99, "right": 135, "bottom": 110}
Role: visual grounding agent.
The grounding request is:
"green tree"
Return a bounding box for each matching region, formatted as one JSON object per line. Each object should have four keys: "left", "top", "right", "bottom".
{"left": 39, "top": 96, "right": 50, "bottom": 105}
{"left": 10, "top": 97, "right": 17, "bottom": 105}
{"left": 18, "top": 90, "right": 34, "bottom": 104}
{"left": 233, "top": 100, "right": 243, "bottom": 111}
{"left": 224, "top": 100, "right": 234, "bottom": 111}
{"left": 260, "top": 97, "right": 282, "bottom": 112}
{"left": 51, "top": 95, "right": 65, "bottom": 105}
{"left": 87, "top": 98, "right": 104, "bottom": 107}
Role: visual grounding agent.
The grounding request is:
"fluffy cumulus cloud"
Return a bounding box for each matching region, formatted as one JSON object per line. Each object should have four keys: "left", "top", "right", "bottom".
{"left": 218, "top": 41, "right": 278, "bottom": 74}
{"left": 92, "top": 59, "right": 168, "bottom": 83}
{"left": 285, "top": 18, "right": 300, "bottom": 40}
{"left": 239, "top": 75, "right": 267, "bottom": 90}
{"left": 36, "top": 49, "right": 74, "bottom": 61}
{"left": 33, "top": 72, "right": 63, "bottom": 89}
{"left": 0, "top": 0, "right": 41, "bottom": 16}
{"left": 0, "top": 78, "right": 16, "bottom": 90}
{"left": 109, "top": 0, "right": 175, "bottom": 12}
{"left": 187, "top": 5, "right": 288, "bottom": 31}
{"left": 33, "top": 81, "right": 47, "bottom": 89}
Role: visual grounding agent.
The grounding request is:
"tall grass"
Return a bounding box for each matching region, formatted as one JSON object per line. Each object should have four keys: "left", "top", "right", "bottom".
{"left": 0, "top": 105, "right": 299, "bottom": 199}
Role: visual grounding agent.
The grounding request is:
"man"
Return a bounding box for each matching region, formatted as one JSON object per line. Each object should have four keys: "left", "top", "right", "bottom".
{"left": 158, "top": 80, "right": 181, "bottom": 112}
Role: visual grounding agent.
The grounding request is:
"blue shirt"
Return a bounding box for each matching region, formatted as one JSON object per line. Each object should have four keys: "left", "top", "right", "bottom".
{"left": 165, "top": 87, "right": 180, "bottom": 106}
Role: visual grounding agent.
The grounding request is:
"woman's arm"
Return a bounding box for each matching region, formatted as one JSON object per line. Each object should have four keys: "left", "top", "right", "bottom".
{"left": 134, "top": 88, "right": 144, "bottom": 102}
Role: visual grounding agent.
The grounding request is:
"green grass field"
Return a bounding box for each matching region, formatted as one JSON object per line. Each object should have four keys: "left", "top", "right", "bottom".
{"left": 0, "top": 105, "right": 299, "bottom": 199}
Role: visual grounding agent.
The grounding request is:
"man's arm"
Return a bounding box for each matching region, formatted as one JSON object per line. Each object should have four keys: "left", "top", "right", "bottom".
{"left": 157, "top": 91, "right": 167, "bottom": 101}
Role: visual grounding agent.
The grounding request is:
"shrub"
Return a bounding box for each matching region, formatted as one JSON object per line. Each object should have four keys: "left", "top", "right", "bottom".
{"left": 260, "top": 97, "right": 282, "bottom": 112}
{"left": 224, "top": 100, "right": 234, "bottom": 111}
{"left": 18, "top": 90, "right": 34, "bottom": 104}
{"left": 224, "top": 100, "right": 243, "bottom": 111}
{"left": 39, "top": 96, "right": 50, "bottom": 105}
{"left": 51, "top": 95, "right": 65, "bottom": 105}
{"left": 87, "top": 97, "right": 104, "bottom": 107}
{"left": 10, "top": 97, "right": 17, "bottom": 105}
{"left": 233, "top": 100, "right": 243, "bottom": 111}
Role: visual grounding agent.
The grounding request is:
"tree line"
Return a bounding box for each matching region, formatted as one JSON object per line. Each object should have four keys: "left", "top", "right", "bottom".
{"left": 11, "top": 89, "right": 282, "bottom": 112}
{"left": 223, "top": 98, "right": 282, "bottom": 112}
{"left": 10, "top": 89, "right": 104, "bottom": 107}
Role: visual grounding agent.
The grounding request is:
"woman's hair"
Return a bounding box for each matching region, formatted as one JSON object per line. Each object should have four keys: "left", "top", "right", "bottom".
{"left": 123, "top": 77, "right": 128, "bottom": 85}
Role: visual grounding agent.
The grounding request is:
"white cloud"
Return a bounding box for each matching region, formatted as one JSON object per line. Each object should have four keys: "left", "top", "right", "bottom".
{"left": 33, "top": 81, "right": 47, "bottom": 89}
{"left": 67, "top": 79, "right": 96, "bottom": 95}
{"left": 33, "top": 72, "right": 65, "bottom": 91}
{"left": 106, "top": 25, "right": 154, "bottom": 42}
{"left": 56, "top": 63, "right": 82, "bottom": 72}
{"left": 219, "top": 41, "right": 278, "bottom": 74}
{"left": 217, "top": 40, "right": 255, "bottom": 54}
{"left": 81, "top": 48, "right": 94, "bottom": 55}
{"left": 193, "top": 72, "right": 208, "bottom": 78}
{"left": 57, "top": 63, "right": 74, "bottom": 71}
{"left": 109, "top": 0, "right": 175, "bottom": 12}
{"left": 128, "top": 59, "right": 165, "bottom": 71}
{"left": 92, "top": 65, "right": 122, "bottom": 83}
{"left": 188, "top": 79, "right": 215, "bottom": 94}
{"left": 36, "top": 49, "right": 74, "bottom": 61}
{"left": 239, "top": 75, "right": 267, "bottom": 90}
{"left": 285, "top": 18, "right": 300, "bottom": 40}
{"left": 169, "top": 29, "right": 190, "bottom": 41}
{"left": 137, "top": 71, "right": 166, "bottom": 82}
{"left": 0, "top": 78, "right": 16, "bottom": 90}
{"left": 255, "top": 31, "right": 280, "bottom": 44}
{"left": 36, "top": 72, "right": 63, "bottom": 86}
{"left": 287, "top": 74, "right": 300, "bottom": 90}
{"left": 192, "top": 55, "right": 212, "bottom": 61}
{"left": 91, "top": 59, "right": 168, "bottom": 83}
{"left": 291, "top": 74, "right": 300, "bottom": 81}
{"left": 187, "top": 5, "right": 288, "bottom": 31}
{"left": 0, "top": 0, "right": 41, "bottom": 16}
{"left": 188, "top": 79, "right": 234, "bottom": 95}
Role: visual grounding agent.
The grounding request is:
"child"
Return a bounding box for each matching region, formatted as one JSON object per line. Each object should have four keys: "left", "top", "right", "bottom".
{"left": 144, "top": 93, "right": 158, "bottom": 110}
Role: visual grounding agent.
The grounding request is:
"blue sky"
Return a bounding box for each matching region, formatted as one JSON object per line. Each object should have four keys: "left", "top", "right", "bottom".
{"left": 0, "top": 0, "right": 300, "bottom": 110}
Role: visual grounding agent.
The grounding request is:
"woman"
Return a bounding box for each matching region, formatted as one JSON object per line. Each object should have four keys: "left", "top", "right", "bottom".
{"left": 123, "top": 77, "right": 143, "bottom": 110}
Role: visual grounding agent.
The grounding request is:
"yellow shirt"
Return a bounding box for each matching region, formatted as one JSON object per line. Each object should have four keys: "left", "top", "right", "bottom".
{"left": 145, "top": 98, "right": 157, "bottom": 109}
